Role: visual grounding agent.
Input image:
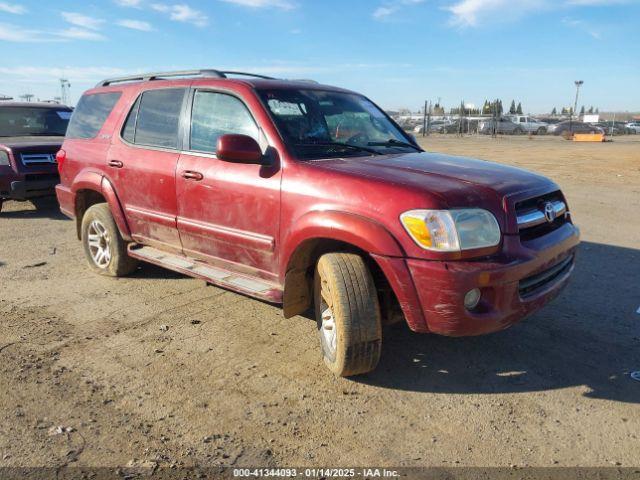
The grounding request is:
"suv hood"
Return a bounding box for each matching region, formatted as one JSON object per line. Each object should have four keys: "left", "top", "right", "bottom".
{"left": 313, "top": 151, "right": 557, "bottom": 209}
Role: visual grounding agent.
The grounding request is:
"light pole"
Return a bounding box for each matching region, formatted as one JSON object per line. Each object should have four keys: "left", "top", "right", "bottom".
{"left": 570, "top": 80, "right": 583, "bottom": 133}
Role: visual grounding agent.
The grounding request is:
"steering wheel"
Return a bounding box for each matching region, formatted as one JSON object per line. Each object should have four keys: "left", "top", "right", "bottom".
{"left": 345, "top": 132, "right": 369, "bottom": 145}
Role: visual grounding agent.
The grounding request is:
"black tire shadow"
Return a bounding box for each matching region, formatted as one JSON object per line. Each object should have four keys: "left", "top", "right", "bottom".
{"left": 0, "top": 197, "right": 68, "bottom": 221}
{"left": 356, "top": 241, "right": 640, "bottom": 404}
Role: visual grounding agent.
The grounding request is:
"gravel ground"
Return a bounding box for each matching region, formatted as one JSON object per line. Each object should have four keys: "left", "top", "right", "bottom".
{"left": 0, "top": 134, "right": 638, "bottom": 470}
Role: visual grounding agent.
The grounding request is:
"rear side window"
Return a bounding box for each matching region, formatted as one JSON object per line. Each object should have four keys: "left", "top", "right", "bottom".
{"left": 122, "top": 88, "right": 186, "bottom": 149}
{"left": 190, "top": 91, "right": 259, "bottom": 153}
{"left": 66, "top": 92, "right": 121, "bottom": 139}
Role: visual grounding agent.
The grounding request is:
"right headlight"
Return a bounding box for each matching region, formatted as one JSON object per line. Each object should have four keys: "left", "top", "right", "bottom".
{"left": 0, "top": 151, "right": 10, "bottom": 166}
{"left": 400, "top": 209, "right": 501, "bottom": 252}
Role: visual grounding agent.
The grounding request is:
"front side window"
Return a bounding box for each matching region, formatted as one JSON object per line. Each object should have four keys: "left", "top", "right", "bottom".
{"left": 258, "top": 88, "right": 413, "bottom": 160}
{"left": 66, "top": 92, "right": 121, "bottom": 139}
{"left": 127, "top": 88, "right": 186, "bottom": 149}
{"left": 189, "top": 91, "right": 259, "bottom": 153}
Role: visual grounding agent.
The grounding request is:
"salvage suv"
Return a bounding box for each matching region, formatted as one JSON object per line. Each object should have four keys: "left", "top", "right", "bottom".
{"left": 56, "top": 70, "right": 580, "bottom": 376}
{"left": 1, "top": 101, "right": 72, "bottom": 212}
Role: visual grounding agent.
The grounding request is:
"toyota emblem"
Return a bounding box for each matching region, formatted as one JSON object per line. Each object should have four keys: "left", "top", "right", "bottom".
{"left": 543, "top": 202, "right": 556, "bottom": 223}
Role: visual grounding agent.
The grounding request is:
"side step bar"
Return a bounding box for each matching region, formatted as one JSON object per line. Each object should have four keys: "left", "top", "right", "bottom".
{"left": 128, "top": 245, "right": 282, "bottom": 303}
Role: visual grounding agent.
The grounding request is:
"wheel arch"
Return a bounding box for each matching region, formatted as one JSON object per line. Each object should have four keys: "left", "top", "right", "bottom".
{"left": 72, "top": 173, "right": 131, "bottom": 241}
{"left": 281, "top": 210, "right": 405, "bottom": 319}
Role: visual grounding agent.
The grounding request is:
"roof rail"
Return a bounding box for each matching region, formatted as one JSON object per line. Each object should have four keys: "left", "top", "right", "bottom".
{"left": 96, "top": 69, "right": 276, "bottom": 87}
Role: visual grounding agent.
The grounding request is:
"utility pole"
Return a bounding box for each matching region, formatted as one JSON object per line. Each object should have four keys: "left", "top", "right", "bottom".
{"left": 60, "top": 78, "right": 71, "bottom": 105}
{"left": 422, "top": 100, "right": 428, "bottom": 137}
{"left": 570, "top": 80, "right": 583, "bottom": 133}
{"left": 19, "top": 94, "right": 34, "bottom": 102}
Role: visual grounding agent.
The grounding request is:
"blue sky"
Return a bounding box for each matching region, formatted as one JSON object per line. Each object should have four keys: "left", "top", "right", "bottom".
{"left": 0, "top": 0, "right": 638, "bottom": 113}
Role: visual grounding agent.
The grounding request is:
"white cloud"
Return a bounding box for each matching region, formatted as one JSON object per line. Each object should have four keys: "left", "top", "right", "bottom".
{"left": 566, "top": 0, "right": 630, "bottom": 4}
{"left": 219, "top": 0, "right": 296, "bottom": 10}
{"left": 151, "top": 3, "right": 209, "bottom": 26}
{"left": 562, "top": 17, "right": 601, "bottom": 38}
{"left": 115, "top": 0, "right": 144, "bottom": 6}
{"left": 0, "top": 2, "right": 26, "bottom": 14}
{"left": 0, "top": 23, "right": 46, "bottom": 42}
{"left": 0, "top": 22, "right": 106, "bottom": 42}
{"left": 446, "top": 0, "right": 547, "bottom": 27}
{"left": 372, "top": 0, "right": 425, "bottom": 21}
{"left": 58, "top": 27, "right": 106, "bottom": 41}
{"left": 117, "top": 19, "right": 154, "bottom": 31}
{"left": 61, "top": 12, "right": 105, "bottom": 31}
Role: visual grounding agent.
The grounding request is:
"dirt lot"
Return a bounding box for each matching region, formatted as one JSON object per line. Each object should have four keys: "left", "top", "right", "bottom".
{"left": 0, "top": 134, "right": 639, "bottom": 470}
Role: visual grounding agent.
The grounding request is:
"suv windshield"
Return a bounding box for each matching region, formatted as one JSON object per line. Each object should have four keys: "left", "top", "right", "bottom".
{"left": 0, "top": 106, "right": 72, "bottom": 137}
{"left": 258, "top": 88, "right": 417, "bottom": 159}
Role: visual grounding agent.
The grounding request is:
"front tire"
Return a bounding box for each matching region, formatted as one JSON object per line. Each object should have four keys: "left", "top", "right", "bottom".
{"left": 81, "top": 203, "right": 138, "bottom": 277}
{"left": 314, "top": 253, "right": 382, "bottom": 377}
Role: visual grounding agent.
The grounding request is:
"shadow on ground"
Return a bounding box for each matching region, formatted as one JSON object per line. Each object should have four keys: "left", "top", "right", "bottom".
{"left": 0, "top": 198, "right": 68, "bottom": 220}
{"left": 359, "top": 241, "right": 640, "bottom": 404}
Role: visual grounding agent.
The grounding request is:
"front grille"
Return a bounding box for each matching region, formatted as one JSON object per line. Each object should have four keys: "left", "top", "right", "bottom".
{"left": 516, "top": 191, "right": 569, "bottom": 241}
{"left": 20, "top": 153, "right": 57, "bottom": 165}
{"left": 519, "top": 255, "right": 574, "bottom": 297}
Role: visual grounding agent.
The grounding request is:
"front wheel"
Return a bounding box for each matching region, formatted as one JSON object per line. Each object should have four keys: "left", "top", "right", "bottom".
{"left": 314, "top": 253, "right": 382, "bottom": 377}
{"left": 81, "top": 203, "right": 138, "bottom": 277}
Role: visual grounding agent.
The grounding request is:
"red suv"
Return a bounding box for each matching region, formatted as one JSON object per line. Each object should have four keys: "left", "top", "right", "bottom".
{"left": 56, "top": 70, "right": 580, "bottom": 376}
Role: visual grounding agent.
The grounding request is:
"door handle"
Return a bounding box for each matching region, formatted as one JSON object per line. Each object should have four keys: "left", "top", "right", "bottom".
{"left": 182, "top": 170, "right": 204, "bottom": 181}
{"left": 108, "top": 159, "right": 124, "bottom": 168}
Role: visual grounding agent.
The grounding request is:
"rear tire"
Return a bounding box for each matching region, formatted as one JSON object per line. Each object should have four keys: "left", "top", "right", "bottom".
{"left": 81, "top": 203, "right": 138, "bottom": 277}
{"left": 314, "top": 253, "right": 382, "bottom": 377}
{"left": 537, "top": 127, "right": 546, "bottom": 135}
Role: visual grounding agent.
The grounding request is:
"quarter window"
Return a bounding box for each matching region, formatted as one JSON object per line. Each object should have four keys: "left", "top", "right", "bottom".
{"left": 124, "top": 88, "right": 186, "bottom": 149}
{"left": 190, "top": 91, "right": 259, "bottom": 153}
{"left": 66, "top": 92, "right": 121, "bottom": 139}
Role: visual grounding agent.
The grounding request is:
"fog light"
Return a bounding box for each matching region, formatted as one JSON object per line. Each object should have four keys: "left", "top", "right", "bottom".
{"left": 464, "top": 288, "right": 481, "bottom": 310}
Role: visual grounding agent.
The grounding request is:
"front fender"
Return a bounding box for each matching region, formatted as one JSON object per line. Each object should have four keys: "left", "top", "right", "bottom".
{"left": 281, "top": 210, "right": 405, "bottom": 276}
{"left": 280, "top": 210, "right": 405, "bottom": 318}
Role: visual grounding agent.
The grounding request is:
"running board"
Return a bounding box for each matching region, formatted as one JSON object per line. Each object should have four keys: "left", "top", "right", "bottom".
{"left": 128, "top": 245, "right": 282, "bottom": 303}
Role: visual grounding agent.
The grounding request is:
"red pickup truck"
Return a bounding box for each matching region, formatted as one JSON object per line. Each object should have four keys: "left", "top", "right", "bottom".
{"left": 1, "top": 102, "right": 72, "bottom": 212}
{"left": 56, "top": 70, "right": 580, "bottom": 376}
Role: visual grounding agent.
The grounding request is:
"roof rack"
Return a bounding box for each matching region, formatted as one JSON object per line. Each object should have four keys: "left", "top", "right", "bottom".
{"left": 96, "top": 69, "right": 276, "bottom": 87}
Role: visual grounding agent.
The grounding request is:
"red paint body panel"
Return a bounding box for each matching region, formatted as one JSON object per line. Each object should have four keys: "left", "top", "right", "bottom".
{"left": 56, "top": 76, "right": 580, "bottom": 337}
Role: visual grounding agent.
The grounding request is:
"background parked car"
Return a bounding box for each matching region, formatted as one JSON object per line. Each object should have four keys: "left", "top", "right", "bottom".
{"left": 547, "top": 121, "right": 604, "bottom": 136}
{"left": 478, "top": 117, "right": 524, "bottom": 135}
{"left": 594, "top": 122, "right": 633, "bottom": 135}
{"left": 508, "top": 115, "right": 548, "bottom": 134}
{"left": 625, "top": 122, "right": 640, "bottom": 134}
{"left": 0, "top": 102, "right": 71, "bottom": 213}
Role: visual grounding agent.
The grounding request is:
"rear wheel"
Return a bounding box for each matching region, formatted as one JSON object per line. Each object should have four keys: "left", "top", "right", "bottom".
{"left": 314, "top": 253, "right": 382, "bottom": 377}
{"left": 537, "top": 127, "right": 546, "bottom": 135}
{"left": 81, "top": 203, "right": 138, "bottom": 277}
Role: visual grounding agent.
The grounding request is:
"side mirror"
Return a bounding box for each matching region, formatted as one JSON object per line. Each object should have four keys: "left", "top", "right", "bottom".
{"left": 216, "top": 134, "right": 264, "bottom": 165}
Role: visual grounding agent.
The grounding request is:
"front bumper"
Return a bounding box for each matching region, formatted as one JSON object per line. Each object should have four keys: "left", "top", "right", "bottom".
{"left": 373, "top": 222, "right": 580, "bottom": 336}
{"left": 1, "top": 175, "right": 59, "bottom": 200}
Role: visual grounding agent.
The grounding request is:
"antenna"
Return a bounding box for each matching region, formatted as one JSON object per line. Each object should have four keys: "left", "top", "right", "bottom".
{"left": 60, "top": 78, "right": 71, "bottom": 105}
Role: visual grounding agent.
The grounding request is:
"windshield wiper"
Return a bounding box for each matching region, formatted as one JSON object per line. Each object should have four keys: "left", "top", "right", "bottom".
{"left": 295, "top": 141, "right": 382, "bottom": 156}
{"left": 368, "top": 139, "right": 422, "bottom": 151}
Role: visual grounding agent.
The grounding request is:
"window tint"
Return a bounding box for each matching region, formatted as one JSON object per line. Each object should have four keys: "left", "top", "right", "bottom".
{"left": 134, "top": 88, "right": 185, "bottom": 149}
{"left": 66, "top": 92, "right": 121, "bottom": 139}
{"left": 190, "top": 91, "right": 258, "bottom": 153}
{"left": 121, "top": 96, "right": 141, "bottom": 143}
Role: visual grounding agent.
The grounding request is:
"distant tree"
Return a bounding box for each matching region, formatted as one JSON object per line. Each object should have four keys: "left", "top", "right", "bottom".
{"left": 509, "top": 100, "right": 516, "bottom": 114}
{"left": 569, "top": 107, "right": 574, "bottom": 115}
{"left": 580, "top": 105, "right": 585, "bottom": 116}
{"left": 498, "top": 99, "right": 503, "bottom": 115}
{"left": 551, "top": 107, "right": 557, "bottom": 116}
{"left": 588, "top": 106, "right": 594, "bottom": 114}
{"left": 561, "top": 107, "right": 568, "bottom": 115}
{"left": 516, "top": 102, "right": 523, "bottom": 114}
{"left": 595, "top": 108, "right": 600, "bottom": 114}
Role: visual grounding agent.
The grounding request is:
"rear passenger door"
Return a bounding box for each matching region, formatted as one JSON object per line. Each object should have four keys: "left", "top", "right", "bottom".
{"left": 175, "top": 89, "right": 282, "bottom": 281}
{"left": 108, "top": 87, "right": 187, "bottom": 253}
